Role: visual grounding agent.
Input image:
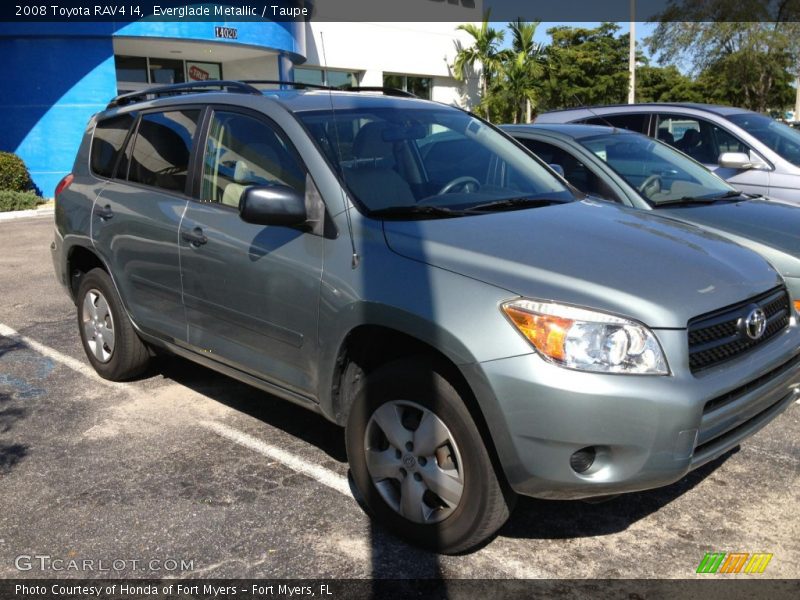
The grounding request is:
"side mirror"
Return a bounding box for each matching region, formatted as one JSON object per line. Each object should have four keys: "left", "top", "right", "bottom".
{"left": 548, "top": 163, "right": 565, "bottom": 177}
{"left": 717, "top": 152, "right": 753, "bottom": 170}
{"left": 239, "top": 185, "right": 307, "bottom": 226}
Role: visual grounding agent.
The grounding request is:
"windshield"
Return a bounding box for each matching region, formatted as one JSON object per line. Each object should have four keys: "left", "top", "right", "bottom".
{"left": 576, "top": 132, "right": 737, "bottom": 204}
{"left": 297, "top": 107, "right": 574, "bottom": 215}
{"left": 727, "top": 112, "right": 800, "bottom": 166}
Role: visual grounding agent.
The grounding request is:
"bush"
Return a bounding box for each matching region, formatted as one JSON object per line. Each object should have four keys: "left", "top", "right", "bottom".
{"left": 0, "top": 152, "right": 34, "bottom": 192}
{"left": 0, "top": 190, "right": 42, "bottom": 212}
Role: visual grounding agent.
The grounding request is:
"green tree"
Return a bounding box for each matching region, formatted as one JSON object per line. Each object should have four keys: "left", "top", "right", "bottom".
{"left": 452, "top": 15, "right": 506, "bottom": 118}
{"left": 489, "top": 20, "right": 544, "bottom": 123}
{"left": 636, "top": 64, "right": 703, "bottom": 103}
{"left": 647, "top": 3, "right": 800, "bottom": 112}
{"left": 539, "top": 23, "right": 633, "bottom": 111}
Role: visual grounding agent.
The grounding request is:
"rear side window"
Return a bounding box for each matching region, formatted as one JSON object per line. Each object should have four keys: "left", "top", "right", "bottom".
{"left": 128, "top": 110, "right": 200, "bottom": 193}
{"left": 581, "top": 114, "right": 649, "bottom": 134}
{"left": 91, "top": 114, "right": 135, "bottom": 178}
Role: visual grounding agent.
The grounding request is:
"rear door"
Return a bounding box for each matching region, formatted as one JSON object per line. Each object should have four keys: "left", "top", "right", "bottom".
{"left": 178, "top": 107, "right": 323, "bottom": 396}
{"left": 92, "top": 108, "right": 201, "bottom": 342}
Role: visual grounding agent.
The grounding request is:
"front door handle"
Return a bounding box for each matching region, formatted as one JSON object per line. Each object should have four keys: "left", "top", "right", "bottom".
{"left": 181, "top": 227, "right": 208, "bottom": 247}
{"left": 94, "top": 205, "right": 113, "bottom": 220}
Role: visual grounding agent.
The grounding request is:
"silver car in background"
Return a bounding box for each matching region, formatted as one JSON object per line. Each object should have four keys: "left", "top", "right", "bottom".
{"left": 504, "top": 123, "right": 800, "bottom": 309}
{"left": 536, "top": 103, "right": 800, "bottom": 204}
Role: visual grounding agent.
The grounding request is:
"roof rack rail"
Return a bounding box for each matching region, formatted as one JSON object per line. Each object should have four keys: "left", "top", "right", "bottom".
{"left": 106, "top": 80, "right": 418, "bottom": 110}
{"left": 106, "top": 80, "right": 261, "bottom": 109}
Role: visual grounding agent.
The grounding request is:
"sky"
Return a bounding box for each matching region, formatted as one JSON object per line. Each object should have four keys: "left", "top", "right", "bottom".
{"left": 499, "top": 21, "right": 659, "bottom": 58}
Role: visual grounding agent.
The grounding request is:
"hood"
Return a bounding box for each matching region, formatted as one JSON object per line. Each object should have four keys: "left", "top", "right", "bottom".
{"left": 383, "top": 200, "right": 782, "bottom": 328}
{"left": 659, "top": 198, "right": 800, "bottom": 277}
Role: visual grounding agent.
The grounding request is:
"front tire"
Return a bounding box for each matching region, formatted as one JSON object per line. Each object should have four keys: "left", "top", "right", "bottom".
{"left": 77, "top": 268, "right": 149, "bottom": 381}
{"left": 345, "top": 358, "right": 513, "bottom": 553}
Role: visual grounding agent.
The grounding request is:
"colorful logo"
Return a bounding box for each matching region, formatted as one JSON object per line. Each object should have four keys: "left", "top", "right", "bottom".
{"left": 696, "top": 552, "right": 773, "bottom": 574}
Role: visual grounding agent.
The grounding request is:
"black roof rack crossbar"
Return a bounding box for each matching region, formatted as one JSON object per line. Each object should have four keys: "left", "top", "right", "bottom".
{"left": 107, "top": 80, "right": 262, "bottom": 109}
{"left": 338, "top": 86, "right": 417, "bottom": 98}
{"left": 241, "top": 79, "right": 332, "bottom": 91}
{"left": 246, "top": 80, "right": 415, "bottom": 97}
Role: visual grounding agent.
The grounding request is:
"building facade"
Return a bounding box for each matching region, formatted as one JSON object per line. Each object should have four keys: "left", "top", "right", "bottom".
{"left": 0, "top": 20, "right": 476, "bottom": 196}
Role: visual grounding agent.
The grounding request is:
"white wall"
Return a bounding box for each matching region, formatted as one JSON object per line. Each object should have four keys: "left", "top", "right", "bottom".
{"left": 304, "top": 22, "right": 480, "bottom": 108}
{"left": 223, "top": 55, "right": 279, "bottom": 81}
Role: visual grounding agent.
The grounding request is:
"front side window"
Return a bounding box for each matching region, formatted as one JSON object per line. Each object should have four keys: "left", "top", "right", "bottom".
{"left": 518, "top": 138, "right": 621, "bottom": 202}
{"left": 656, "top": 114, "right": 751, "bottom": 165}
{"left": 201, "top": 111, "right": 306, "bottom": 207}
{"left": 91, "top": 114, "right": 135, "bottom": 178}
{"left": 128, "top": 110, "right": 200, "bottom": 193}
{"left": 576, "top": 132, "right": 735, "bottom": 204}
{"left": 298, "top": 106, "right": 574, "bottom": 214}
{"left": 727, "top": 112, "right": 800, "bottom": 166}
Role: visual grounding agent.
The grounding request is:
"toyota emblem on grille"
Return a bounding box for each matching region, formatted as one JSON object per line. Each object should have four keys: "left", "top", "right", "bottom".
{"left": 745, "top": 307, "right": 767, "bottom": 340}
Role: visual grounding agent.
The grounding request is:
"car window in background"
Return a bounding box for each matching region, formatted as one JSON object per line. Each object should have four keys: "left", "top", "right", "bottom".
{"left": 91, "top": 114, "right": 136, "bottom": 178}
{"left": 127, "top": 110, "right": 200, "bottom": 193}
{"left": 201, "top": 111, "right": 306, "bottom": 207}
{"left": 656, "top": 115, "right": 750, "bottom": 165}
{"left": 577, "top": 132, "right": 736, "bottom": 204}
{"left": 580, "top": 113, "right": 649, "bottom": 134}
{"left": 727, "top": 112, "right": 800, "bottom": 166}
{"left": 518, "top": 138, "right": 621, "bottom": 202}
{"left": 298, "top": 107, "right": 574, "bottom": 212}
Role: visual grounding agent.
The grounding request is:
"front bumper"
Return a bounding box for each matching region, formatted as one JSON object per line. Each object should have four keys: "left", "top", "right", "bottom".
{"left": 464, "top": 325, "right": 800, "bottom": 499}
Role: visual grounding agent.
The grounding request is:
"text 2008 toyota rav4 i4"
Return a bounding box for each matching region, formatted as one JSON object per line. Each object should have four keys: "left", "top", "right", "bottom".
{"left": 52, "top": 82, "right": 800, "bottom": 553}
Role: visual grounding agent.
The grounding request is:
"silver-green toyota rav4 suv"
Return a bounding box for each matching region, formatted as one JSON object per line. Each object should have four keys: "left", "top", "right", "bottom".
{"left": 52, "top": 81, "right": 800, "bottom": 553}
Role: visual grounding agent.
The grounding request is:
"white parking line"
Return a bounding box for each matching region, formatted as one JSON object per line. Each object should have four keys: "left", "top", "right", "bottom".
{"left": 201, "top": 420, "right": 353, "bottom": 497}
{"left": 0, "top": 322, "right": 98, "bottom": 380}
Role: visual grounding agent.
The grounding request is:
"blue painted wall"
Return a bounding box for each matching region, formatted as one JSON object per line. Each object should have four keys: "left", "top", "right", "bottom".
{"left": 0, "top": 21, "right": 305, "bottom": 197}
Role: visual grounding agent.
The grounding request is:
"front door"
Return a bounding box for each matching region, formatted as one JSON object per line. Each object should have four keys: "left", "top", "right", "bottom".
{"left": 655, "top": 114, "right": 770, "bottom": 196}
{"left": 179, "top": 108, "right": 323, "bottom": 396}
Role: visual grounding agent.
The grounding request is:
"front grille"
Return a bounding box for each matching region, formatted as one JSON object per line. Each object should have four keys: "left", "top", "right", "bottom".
{"left": 688, "top": 286, "right": 791, "bottom": 373}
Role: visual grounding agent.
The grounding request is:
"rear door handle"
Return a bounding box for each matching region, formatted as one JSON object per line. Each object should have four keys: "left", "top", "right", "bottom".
{"left": 181, "top": 227, "right": 208, "bottom": 247}
{"left": 94, "top": 205, "right": 113, "bottom": 220}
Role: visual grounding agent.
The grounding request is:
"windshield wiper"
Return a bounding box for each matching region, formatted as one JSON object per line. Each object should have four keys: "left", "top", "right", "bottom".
{"left": 369, "top": 205, "right": 471, "bottom": 219}
{"left": 655, "top": 191, "right": 744, "bottom": 207}
{"left": 467, "top": 197, "right": 571, "bottom": 212}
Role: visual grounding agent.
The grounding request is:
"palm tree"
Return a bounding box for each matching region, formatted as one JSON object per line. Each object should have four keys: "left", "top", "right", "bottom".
{"left": 453, "top": 14, "right": 506, "bottom": 118}
{"left": 505, "top": 19, "right": 544, "bottom": 122}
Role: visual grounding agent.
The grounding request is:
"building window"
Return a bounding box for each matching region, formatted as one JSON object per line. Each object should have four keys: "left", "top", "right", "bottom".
{"left": 115, "top": 56, "right": 148, "bottom": 83}
{"left": 115, "top": 55, "right": 222, "bottom": 91}
{"left": 295, "top": 67, "right": 359, "bottom": 88}
{"left": 383, "top": 74, "right": 432, "bottom": 99}
{"left": 148, "top": 58, "right": 185, "bottom": 85}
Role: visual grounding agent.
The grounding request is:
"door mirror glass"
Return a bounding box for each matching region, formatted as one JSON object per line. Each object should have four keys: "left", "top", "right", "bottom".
{"left": 548, "top": 163, "right": 565, "bottom": 177}
{"left": 717, "top": 152, "right": 753, "bottom": 170}
{"left": 239, "top": 185, "right": 307, "bottom": 226}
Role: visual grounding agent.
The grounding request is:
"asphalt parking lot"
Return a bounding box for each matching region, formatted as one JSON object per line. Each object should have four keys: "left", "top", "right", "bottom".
{"left": 0, "top": 215, "right": 798, "bottom": 580}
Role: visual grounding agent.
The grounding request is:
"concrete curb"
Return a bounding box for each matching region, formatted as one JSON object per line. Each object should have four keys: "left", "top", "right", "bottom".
{"left": 0, "top": 207, "right": 54, "bottom": 222}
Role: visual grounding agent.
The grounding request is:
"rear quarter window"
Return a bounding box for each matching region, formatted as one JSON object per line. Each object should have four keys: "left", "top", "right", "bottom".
{"left": 90, "top": 114, "right": 135, "bottom": 178}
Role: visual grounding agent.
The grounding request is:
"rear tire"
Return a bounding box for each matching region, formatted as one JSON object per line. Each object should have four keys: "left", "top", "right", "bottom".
{"left": 77, "top": 268, "right": 150, "bottom": 381}
{"left": 345, "top": 357, "right": 513, "bottom": 553}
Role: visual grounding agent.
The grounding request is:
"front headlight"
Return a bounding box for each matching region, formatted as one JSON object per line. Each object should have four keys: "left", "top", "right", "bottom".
{"left": 501, "top": 299, "right": 669, "bottom": 375}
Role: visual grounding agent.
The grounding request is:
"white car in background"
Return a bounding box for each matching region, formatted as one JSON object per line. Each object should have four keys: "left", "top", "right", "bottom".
{"left": 536, "top": 103, "right": 800, "bottom": 204}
